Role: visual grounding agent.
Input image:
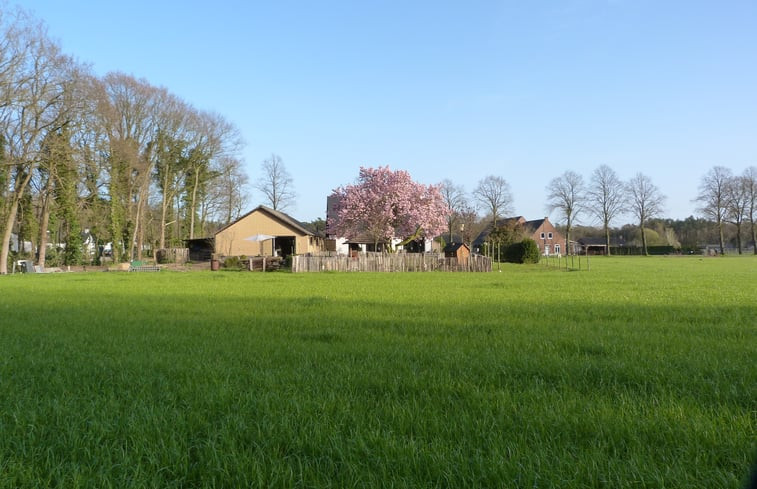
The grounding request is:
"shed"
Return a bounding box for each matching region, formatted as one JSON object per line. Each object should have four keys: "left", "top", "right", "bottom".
{"left": 577, "top": 237, "right": 608, "bottom": 255}
{"left": 185, "top": 237, "right": 214, "bottom": 261}
{"left": 443, "top": 242, "right": 470, "bottom": 261}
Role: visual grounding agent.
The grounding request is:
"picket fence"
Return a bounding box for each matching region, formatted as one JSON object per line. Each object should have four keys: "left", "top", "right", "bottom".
{"left": 291, "top": 252, "right": 491, "bottom": 273}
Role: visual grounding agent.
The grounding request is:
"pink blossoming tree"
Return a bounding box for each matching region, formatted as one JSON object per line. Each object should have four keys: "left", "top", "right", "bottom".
{"left": 328, "top": 166, "right": 450, "bottom": 251}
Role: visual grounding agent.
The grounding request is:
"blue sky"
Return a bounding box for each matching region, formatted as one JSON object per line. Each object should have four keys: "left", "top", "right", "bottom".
{"left": 21, "top": 1, "right": 757, "bottom": 224}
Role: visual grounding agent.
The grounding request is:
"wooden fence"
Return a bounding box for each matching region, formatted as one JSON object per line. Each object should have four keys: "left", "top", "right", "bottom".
{"left": 156, "top": 248, "right": 189, "bottom": 264}
{"left": 291, "top": 253, "right": 492, "bottom": 273}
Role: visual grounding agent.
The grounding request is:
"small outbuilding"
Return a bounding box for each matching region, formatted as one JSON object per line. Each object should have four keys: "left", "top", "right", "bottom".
{"left": 443, "top": 242, "right": 471, "bottom": 261}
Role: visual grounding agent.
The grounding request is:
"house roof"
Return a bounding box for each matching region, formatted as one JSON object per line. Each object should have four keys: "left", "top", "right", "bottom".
{"left": 578, "top": 237, "right": 607, "bottom": 246}
{"left": 443, "top": 242, "right": 469, "bottom": 253}
{"left": 214, "top": 205, "right": 314, "bottom": 237}
{"left": 578, "top": 236, "right": 626, "bottom": 247}
{"left": 344, "top": 235, "right": 392, "bottom": 244}
{"left": 522, "top": 218, "right": 547, "bottom": 232}
{"left": 473, "top": 216, "right": 553, "bottom": 246}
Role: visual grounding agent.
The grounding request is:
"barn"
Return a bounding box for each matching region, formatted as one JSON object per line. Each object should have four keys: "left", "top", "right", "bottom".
{"left": 214, "top": 205, "right": 322, "bottom": 258}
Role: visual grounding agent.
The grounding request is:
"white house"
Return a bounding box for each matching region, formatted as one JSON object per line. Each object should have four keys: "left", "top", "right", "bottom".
{"left": 9, "top": 233, "right": 33, "bottom": 253}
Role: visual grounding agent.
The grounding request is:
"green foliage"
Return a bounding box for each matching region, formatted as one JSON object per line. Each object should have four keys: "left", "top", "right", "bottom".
{"left": 504, "top": 238, "right": 541, "bottom": 263}
{"left": 223, "top": 256, "right": 240, "bottom": 269}
{"left": 43, "top": 246, "right": 63, "bottom": 267}
{"left": 50, "top": 128, "right": 84, "bottom": 266}
{"left": 0, "top": 257, "right": 754, "bottom": 487}
{"left": 610, "top": 245, "right": 680, "bottom": 256}
{"left": 222, "top": 256, "right": 248, "bottom": 270}
{"left": 63, "top": 231, "right": 83, "bottom": 265}
{"left": 488, "top": 219, "right": 524, "bottom": 247}
{"left": 18, "top": 191, "right": 37, "bottom": 253}
{"left": 521, "top": 238, "right": 541, "bottom": 263}
{"left": 304, "top": 218, "right": 327, "bottom": 237}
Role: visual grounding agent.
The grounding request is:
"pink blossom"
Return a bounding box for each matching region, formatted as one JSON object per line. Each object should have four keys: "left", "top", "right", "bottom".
{"left": 328, "top": 166, "right": 450, "bottom": 246}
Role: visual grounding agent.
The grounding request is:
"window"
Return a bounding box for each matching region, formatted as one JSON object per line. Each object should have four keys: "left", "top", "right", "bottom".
{"left": 548, "top": 232, "right": 553, "bottom": 239}
{"left": 555, "top": 244, "right": 561, "bottom": 254}
{"left": 540, "top": 232, "right": 545, "bottom": 239}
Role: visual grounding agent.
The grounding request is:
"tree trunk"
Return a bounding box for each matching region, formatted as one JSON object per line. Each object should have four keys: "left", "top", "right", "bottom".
{"left": 37, "top": 192, "right": 52, "bottom": 267}
{"left": 137, "top": 221, "right": 145, "bottom": 261}
{"left": 175, "top": 194, "right": 182, "bottom": 246}
{"left": 189, "top": 170, "right": 199, "bottom": 239}
{"left": 131, "top": 185, "right": 146, "bottom": 260}
{"left": 640, "top": 219, "right": 649, "bottom": 256}
{"left": 159, "top": 194, "right": 168, "bottom": 250}
{"left": 159, "top": 168, "right": 176, "bottom": 250}
{"left": 37, "top": 169, "right": 56, "bottom": 267}
{"left": 0, "top": 170, "right": 34, "bottom": 274}
{"left": 717, "top": 217, "right": 725, "bottom": 255}
{"left": 604, "top": 221, "right": 611, "bottom": 256}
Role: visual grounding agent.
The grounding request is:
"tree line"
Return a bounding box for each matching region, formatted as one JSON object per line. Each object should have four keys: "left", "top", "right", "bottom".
{"left": 440, "top": 164, "right": 756, "bottom": 256}
{"left": 4, "top": 7, "right": 754, "bottom": 272}
{"left": 0, "top": 8, "right": 250, "bottom": 273}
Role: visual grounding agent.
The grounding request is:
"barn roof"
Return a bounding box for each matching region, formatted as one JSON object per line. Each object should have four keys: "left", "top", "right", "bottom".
{"left": 214, "top": 205, "right": 314, "bottom": 237}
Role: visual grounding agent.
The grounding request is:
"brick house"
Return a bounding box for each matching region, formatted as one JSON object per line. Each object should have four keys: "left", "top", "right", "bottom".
{"left": 474, "top": 216, "right": 566, "bottom": 256}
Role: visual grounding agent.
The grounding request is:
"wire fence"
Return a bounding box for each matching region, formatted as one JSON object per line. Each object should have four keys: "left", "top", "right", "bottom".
{"left": 540, "top": 253, "right": 590, "bottom": 271}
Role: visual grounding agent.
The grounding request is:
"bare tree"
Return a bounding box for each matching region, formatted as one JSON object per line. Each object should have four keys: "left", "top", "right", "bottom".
{"left": 206, "top": 156, "right": 250, "bottom": 225}
{"left": 457, "top": 202, "right": 480, "bottom": 247}
{"left": 255, "top": 153, "right": 295, "bottom": 211}
{"left": 726, "top": 174, "right": 750, "bottom": 254}
{"left": 439, "top": 179, "right": 466, "bottom": 243}
{"left": 587, "top": 165, "right": 626, "bottom": 255}
{"left": 95, "top": 72, "right": 161, "bottom": 261}
{"left": 545, "top": 171, "right": 585, "bottom": 255}
{"left": 185, "top": 110, "right": 242, "bottom": 238}
{"left": 473, "top": 175, "right": 512, "bottom": 228}
{"left": 36, "top": 127, "right": 77, "bottom": 267}
{"left": 0, "top": 8, "right": 248, "bottom": 270}
{"left": 627, "top": 173, "right": 665, "bottom": 255}
{"left": 695, "top": 166, "right": 732, "bottom": 255}
{"left": 0, "top": 12, "right": 75, "bottom": 274}
{"left": 744, "top": 166, "right": 757, "bottom": 255}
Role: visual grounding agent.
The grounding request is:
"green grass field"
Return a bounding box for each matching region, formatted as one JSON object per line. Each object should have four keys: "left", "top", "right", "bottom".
{"left": 0, "top": 256, "right": 755, "bottom": 488}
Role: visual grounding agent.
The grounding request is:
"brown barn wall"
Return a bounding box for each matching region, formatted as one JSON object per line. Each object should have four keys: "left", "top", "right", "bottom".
{"left": 215, "top": 211, "right": 318, "bottom": 257}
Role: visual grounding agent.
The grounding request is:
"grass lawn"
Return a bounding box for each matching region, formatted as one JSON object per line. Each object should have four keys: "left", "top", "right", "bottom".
{"left": 0, "top": 256, "right": 755, "bottom": 488}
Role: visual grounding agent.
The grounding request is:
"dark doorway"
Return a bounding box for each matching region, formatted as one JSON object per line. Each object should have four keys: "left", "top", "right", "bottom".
{"left": 276, "top": 236, "right": 296, "bottom": 258}
{"left": 185, "top": 238, "right": 214, "bottom": 261}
